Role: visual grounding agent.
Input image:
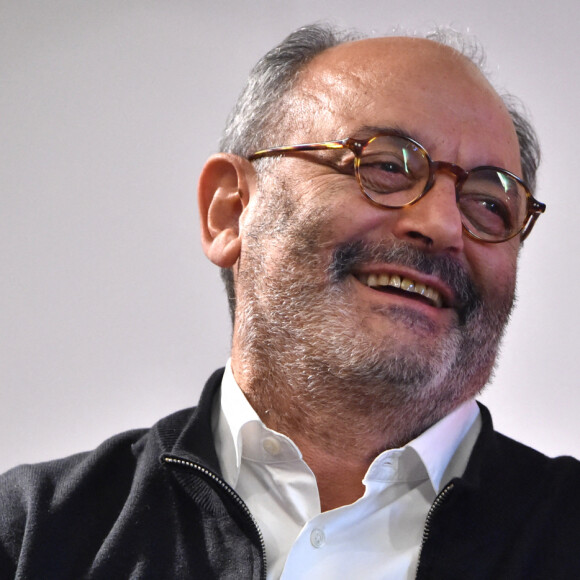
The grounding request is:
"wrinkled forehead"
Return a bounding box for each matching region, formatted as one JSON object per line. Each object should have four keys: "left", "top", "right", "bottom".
{"left": 281, "top": 36, "right": 519, "bottom": 167}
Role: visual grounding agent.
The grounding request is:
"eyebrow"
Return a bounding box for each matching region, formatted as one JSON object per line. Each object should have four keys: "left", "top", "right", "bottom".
{"left": 349, "top": 124, "right": 415, "bottom": 142}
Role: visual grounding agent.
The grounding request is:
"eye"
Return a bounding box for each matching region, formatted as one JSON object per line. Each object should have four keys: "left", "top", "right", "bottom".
{"left": 459, "top": 169, "right": 523, "bottom": 237}
{"left": 360, "top": 152, "right": 411, "bottom": 173}
{"left": 358, "top": 156, "right": 417, "bottom": 194}
{"left": 371, "top": 161, "right": 406, "bottom": 173}
{"left": 481, "top": 198, "right": 506, "bottom": 216}
{"left": 459, "top": 195, "right": 514, "bottom": 237}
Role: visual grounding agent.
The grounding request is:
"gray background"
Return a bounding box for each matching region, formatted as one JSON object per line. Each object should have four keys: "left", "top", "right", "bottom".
{"left": 1, "top": 0, "right": 578, "bottom": 473}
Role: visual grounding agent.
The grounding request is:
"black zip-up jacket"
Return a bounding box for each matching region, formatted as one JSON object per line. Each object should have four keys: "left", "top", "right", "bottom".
{"left": 1, "top": 369, "right": 580, "bottom": 579}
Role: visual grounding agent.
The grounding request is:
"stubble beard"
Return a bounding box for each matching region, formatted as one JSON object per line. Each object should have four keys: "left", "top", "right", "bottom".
{"left": 233, "top": 179, "right": 516, "bottom": 450}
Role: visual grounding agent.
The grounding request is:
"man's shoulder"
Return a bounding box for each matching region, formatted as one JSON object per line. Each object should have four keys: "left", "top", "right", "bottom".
{"left": 467, "top": 404, "right": 580, "bottom": 519}
{"left": 492, "top": 428, "right": 580, "bottom": 490}
{"left": 0, "top": 368, "right": 225, "bottom": 504}
{"left": 0, "top": 406, "right": 194, "bottom": 518}
{"left": 1, "top": 427, "right": 146, "bottom": 491}
{"left": 0, "top": 405, "right": 210, "bottom": 576}
{"left": 0, "top": 370, "right": 230, "bottom": 577}
{"left": 475, "top": 404, "right": 580, "bottom": 480}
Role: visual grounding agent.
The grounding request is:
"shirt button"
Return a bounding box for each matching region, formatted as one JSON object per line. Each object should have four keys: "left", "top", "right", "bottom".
{"left": 310, "top": 528, "right": 326, "bottom": 548}
{"left": 262, "top": 437, "right": 281, "bottom": 456}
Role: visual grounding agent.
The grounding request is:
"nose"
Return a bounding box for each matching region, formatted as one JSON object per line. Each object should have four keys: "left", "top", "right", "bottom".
{"left": 390, "top": 173, "right": 465, "bottom": 254}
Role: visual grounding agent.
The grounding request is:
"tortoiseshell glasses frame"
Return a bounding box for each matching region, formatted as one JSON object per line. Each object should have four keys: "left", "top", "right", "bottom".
{"left": 249, "top": 132, "right": 546, "bottom": 243}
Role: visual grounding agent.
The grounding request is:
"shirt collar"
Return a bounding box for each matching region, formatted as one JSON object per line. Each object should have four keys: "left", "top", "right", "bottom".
{"left": 211, "top": 360, "right": 259, "bottom": 487}
{"left": 213, "top": 360, "right": 480, "bottom": 492}
{"left": 407, "top": 399, "right": 481, "bottom": 493}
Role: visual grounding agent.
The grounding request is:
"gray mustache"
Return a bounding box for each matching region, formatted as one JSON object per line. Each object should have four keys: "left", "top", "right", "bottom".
{"left": 328, "top": 240, "right": 481, "bottom": 323}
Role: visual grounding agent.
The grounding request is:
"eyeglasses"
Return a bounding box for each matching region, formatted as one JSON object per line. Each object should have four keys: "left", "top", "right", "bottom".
{"left": 249, "top": 132, "right": 546, "bottom": 243}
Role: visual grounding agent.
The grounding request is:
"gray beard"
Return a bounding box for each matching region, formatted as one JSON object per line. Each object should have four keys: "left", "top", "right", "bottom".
{"left": 233, "top": 183, "right": 516, "bottom": 449}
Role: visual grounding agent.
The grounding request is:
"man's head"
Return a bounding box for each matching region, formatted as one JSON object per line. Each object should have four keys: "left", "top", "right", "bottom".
{"left": 215, "top": 24, "right": 541, "bottom": 321}
{"left": 198, "top": 24, "right": 544, "bottom": 446}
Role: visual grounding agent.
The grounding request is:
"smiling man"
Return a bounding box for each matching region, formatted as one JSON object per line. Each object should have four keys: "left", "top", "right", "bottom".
{"left": 1, "top": 23, "right": 579, "bottom": 579}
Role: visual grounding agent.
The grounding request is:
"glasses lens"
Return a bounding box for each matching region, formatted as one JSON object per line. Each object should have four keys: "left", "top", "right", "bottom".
{"left": 458, "top": 168, "right": 527, "bottom": 241}
{"left": 357, "top": 135, "right": 429, "bottom": 207}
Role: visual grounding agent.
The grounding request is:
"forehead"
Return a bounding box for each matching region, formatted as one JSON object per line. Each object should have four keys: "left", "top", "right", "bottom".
{"left": 286, "top": 37, "right": 521, "bottom": 172}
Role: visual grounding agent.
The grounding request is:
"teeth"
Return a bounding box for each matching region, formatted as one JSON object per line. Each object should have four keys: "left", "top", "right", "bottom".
{"left": 360, "top": 274, "right": 443, "bottom": 307}
{"left": 389, "top": 275, "right": 401, "bottom": 289}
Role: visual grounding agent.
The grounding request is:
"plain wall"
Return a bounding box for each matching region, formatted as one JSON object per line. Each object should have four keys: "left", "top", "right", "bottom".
{"left": 1, "top": 0, "right": 579, "bottom": 473}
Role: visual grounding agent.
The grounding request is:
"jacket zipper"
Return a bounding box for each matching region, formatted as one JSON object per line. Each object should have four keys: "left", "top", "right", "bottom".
{"left": 163, "top": 455, "right": 267, "bottom": 580}
{"left": 416, "top": 481, "right": 455, "bottom": 577}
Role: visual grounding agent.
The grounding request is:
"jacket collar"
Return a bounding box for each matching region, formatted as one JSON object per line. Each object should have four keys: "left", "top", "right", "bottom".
{"left": 153, "top": 367, "right": 226, "bottom": 475}
{"left": 152, "top": 369, "right": 550, "bottom": 496}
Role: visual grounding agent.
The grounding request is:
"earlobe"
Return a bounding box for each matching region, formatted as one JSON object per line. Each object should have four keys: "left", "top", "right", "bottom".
{"left": 198, "top": 153, "right": 253, "bottom": 268}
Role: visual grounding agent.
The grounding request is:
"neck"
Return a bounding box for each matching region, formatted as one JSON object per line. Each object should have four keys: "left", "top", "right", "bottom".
{"left": 229, "top": 345, "right": 441, "bottom": 510}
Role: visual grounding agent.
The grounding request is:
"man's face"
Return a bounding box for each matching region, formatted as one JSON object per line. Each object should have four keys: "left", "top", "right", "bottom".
{"left": 233, "top": 38, "right": 522, "bottom": 437}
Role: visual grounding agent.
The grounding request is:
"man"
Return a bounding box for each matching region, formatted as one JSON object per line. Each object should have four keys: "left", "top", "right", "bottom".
{"left": 1, "top": 23, "right": 579, "bottom": 579}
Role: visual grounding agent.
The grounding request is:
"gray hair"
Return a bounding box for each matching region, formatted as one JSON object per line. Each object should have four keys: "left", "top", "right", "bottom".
{"left": 218, "top": 23, "right": 541, "bottom": 323}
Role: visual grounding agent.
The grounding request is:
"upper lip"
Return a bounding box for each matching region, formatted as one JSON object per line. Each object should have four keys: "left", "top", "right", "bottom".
{"left": 352, "top": 265, "right": 456, "bottom": 309}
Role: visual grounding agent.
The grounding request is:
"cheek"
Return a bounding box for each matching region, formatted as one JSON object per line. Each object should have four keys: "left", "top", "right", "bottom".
{"left": 465, "top": 240, "right": 519, "bottom": 298}
{"left": 252, "top": 163, "right": 404, "bottom": 253}
{"left": 310, "top": 178, "right": 399, "bottom": 242}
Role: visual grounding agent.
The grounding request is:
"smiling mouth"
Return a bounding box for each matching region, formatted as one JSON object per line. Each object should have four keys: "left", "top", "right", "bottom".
{"left": 355, "top": 273, "right": 445, "bottom": 308}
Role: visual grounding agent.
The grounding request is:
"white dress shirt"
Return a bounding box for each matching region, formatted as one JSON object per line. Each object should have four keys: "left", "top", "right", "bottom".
{"left": 211, "top": 361, "right": 481, "bottom": 579}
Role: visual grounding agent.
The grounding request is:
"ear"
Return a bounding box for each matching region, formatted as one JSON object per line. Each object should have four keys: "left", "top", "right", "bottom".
{"left": 198, "top": 153, "right": 254, "bottom": 268}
